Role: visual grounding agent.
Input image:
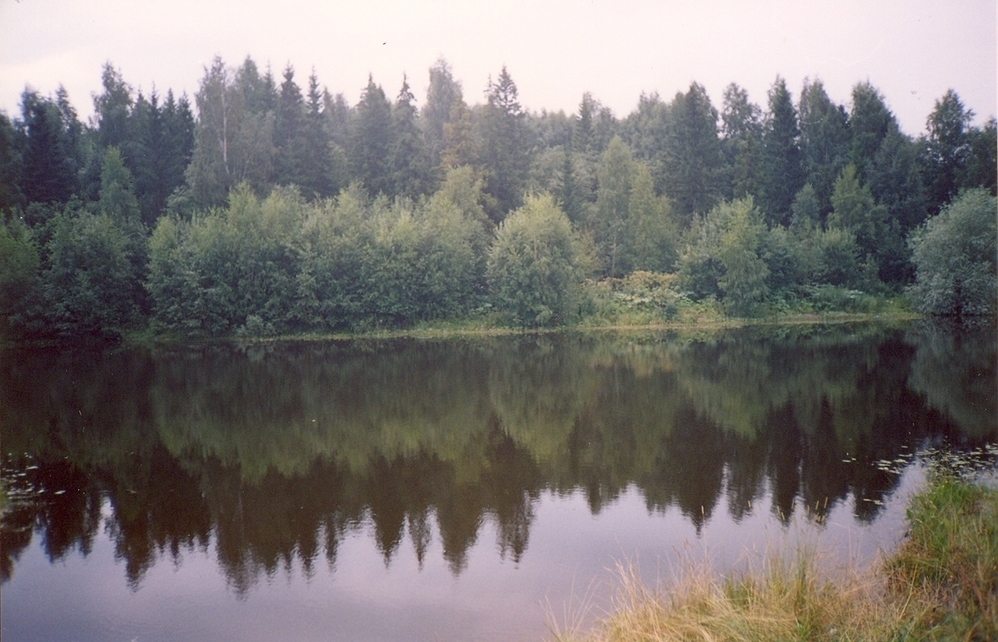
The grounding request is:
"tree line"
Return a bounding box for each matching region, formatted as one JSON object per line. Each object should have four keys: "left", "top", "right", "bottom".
{"left": 1, "top": 57, "right": 995, "bottom": 338}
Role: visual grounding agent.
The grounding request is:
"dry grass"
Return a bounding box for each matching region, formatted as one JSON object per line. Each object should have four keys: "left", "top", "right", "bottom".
{"left": 552, "top": 553, "right": 904, "bottom": 642}
{"left": 550, "top": 457, "right": 998, "bottom": 642}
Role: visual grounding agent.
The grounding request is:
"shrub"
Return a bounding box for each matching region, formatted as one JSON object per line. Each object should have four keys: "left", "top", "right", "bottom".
{"left": 908, "top": 189, "right": 997, "bottom": 316}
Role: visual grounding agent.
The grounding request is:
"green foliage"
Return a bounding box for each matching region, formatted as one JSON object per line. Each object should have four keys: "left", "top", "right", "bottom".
{"left": 350, "top": 76, "right": 394, "bottom": 197}
{"left": 811, "top": 225, "right": 863, "bottom": 288}
{"left": 99, "top": 146, "right": 141, "bottom": 225}
{"left": 422, "top": 59, "right": 464, "bottom": 171}
{"left": 628, "top": 163, "right": 678, "bottom": 272}
{"left": 759, "top": 77, "right": 805, "bottom": 226}
{"left": 798, "top": 79, "right": 850, "bottom": 213}
{"left": 0, "top": 218, "right": 44, "bottom": 337}
{"left": 480, "top": 67, "right": 533, "bottom": 223}
{"left": 0, "top": 112, "right": 24, "bottom": 211}
{"left": 828, "top": 164, "right": 888, "bottom": 280}
{"left": 487, "top": 194, "right": 584, "bottom": 326}
{"left": 961, "top": 117, "right": 997, "bottom": 196}
{"left": 716, "top": 199, "right": 769, "bottom": 315}
{"left": 720, "top": 83, "right": 763, "bottom": 201}
{"left": 848, "top": 81, "right": 894, "bottom": 180}
{"left": 146, "top": 185, "right": 305, "bottom": 336}
{"left": 922, "top": 89, "right": 973, "bottom": 214}
{"left": 19, "top": 89, "right": 80, "bottom": 204}
{"left": 908, "top": 188, "right": 997, "bottom": 316}
{"left": 789, "top": 183, "right": 821, "bottom": 229}
{"left": 586, "top": 271, "right": 685, "bottom": 324}
{"left": 43, "top": 209, "right": 140, "bottom": 336}
{"left": 9, "top": 59, "right": 998, "bottom": 337}
{"left": 678, "top": 198, "right": 770, "bottom": 315}
{"left": 888, "top": 473, "right": 998, "bottom": 640}
{"left": 390, "top": 77, "right": 433, "bottom": 198}
{"left": 588, "top": 138, "right": 679, "bottom": 277}
{"left": 592, "top": 136, "right": 636, "bottom": 276}
{"left": 146, "top": 179, "right": 490, "bottom": 336}
{"left": 661, "top": 82, "right": 723, "bottom": 222}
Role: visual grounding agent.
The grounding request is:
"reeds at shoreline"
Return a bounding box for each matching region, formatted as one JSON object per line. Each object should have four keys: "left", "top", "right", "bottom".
{"left": 551, "top": 448, "right": 998, "bottom": 642}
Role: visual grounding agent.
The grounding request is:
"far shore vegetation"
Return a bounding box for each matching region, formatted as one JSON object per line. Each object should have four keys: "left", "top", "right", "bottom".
{"left": 551, "top": 449, "right": 998, "bottom": 642}
{"left": 1, "top": 57, "right": 996, "bottom": 343}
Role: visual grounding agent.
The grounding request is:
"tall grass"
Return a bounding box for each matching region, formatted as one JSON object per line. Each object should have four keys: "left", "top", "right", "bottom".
{"left": 885, "top": 471, "right": 998, "bottom": 640}
{"left": 551, "top": 451, "right": 998, "bottom": 642}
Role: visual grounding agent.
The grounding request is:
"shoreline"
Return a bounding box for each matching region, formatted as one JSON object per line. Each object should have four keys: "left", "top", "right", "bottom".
{"left": 1, "top": 311, "right": 928, "bottom": 350}
{"left": 551, "top": 450, "right": 998, "bottom": 642}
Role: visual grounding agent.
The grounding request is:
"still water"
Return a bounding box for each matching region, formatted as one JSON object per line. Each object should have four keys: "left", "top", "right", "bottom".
{"left": 2, "top": 321, "right": 995, "bottom": 641}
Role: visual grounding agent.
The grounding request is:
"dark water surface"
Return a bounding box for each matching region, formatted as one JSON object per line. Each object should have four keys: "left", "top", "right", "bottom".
{"left": 2, "top": 321, "right": 995, "bottom": 641}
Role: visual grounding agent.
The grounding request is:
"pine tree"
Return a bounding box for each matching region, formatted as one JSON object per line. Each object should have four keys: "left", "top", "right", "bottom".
{"left": 557, "top": 148, "right": 583, "bottom": 223}
{"left": 126, "top": 90, "right": 162, "bottom": 225}
{"left": 869, "top": 124, "right": 926, "bottom": 234}
{"left": 236, "top": 56, "right": 277, "bottom": 115}
{"left": 161, "top": 90, "right": 195, "bottom": 208}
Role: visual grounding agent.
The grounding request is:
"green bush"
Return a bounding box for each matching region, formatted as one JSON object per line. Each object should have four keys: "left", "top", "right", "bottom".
{"left": 486, "top": 194, "right": 585, "bottom": 327}
{"left": 908, "top": 188, "right": 997, "bottom": 316}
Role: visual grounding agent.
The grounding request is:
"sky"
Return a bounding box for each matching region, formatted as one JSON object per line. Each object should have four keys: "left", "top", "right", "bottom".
{"left": 1, "top": 0, "right": 995, "bottom": 137}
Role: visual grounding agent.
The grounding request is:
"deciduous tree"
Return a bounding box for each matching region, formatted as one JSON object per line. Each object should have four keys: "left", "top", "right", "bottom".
{"left": 908, "top": 188, "right": 996, "bottom": 316}
{"left": 487, "top": 194, "right": 583, "bottom": 326}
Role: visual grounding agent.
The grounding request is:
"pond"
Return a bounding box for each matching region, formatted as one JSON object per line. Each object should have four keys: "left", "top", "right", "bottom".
{"left": 2, "top": 321, "right": 995, "bottom": 641}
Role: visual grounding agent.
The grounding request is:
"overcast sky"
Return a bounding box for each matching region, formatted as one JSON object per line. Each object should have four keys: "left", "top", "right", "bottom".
{"left": 1, "top": 0, "right": 994, "bottom": 136}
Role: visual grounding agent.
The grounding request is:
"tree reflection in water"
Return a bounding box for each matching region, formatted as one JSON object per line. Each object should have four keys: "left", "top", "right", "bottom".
{"left": 2, "top": 321, "right": 994, "bottom": 593}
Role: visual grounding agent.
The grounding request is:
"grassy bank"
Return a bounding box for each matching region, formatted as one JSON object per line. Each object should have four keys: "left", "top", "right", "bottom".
{"left": 552, "top": 453, "right": 998, "bottom": 642}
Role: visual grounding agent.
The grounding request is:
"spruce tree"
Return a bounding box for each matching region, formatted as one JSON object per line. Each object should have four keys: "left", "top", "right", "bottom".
{"left": 798, "top": 79, "right": 850, "bottom": 214}
{"left": 390, "top": 76, "right": 432, "bottom": 199}
{"left": 759, "top": 77, "right": 805, "bottom": 226}
{"left": 662, "top": 82, "right": 723, "bottom": 224}
{"left": 20, "top": 90, "right": 77, "bottom": 205}
{"left": 480, "top": 66, "right": 532, "bottom": 223}
{"left": 350, "top": 76, "right": 394, "bottom": 197}
{"left": 273, "top": 65, "right": 307, "bottom": 187}
{"left": 848, "top": 81, "right": 894, "bottom": 181}
{"left": 299, "top": 72, "right": 335, "bottom": 198}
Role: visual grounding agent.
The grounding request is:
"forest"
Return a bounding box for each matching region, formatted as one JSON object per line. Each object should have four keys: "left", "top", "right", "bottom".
{"left": 0, "top": 56, "right": 995, "bottom": 339}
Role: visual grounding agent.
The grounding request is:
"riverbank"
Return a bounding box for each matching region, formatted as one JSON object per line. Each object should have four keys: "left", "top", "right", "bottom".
{"left": 107, "top": 309, "right": 920, "bottom": 349}
{"left": 551, "top": 450, "right": 998, "bottom": 642}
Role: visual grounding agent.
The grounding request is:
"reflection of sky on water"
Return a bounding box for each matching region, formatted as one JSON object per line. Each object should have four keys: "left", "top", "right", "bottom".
{"left": 2, "top": 465, "right": 924, "bottom": 642}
